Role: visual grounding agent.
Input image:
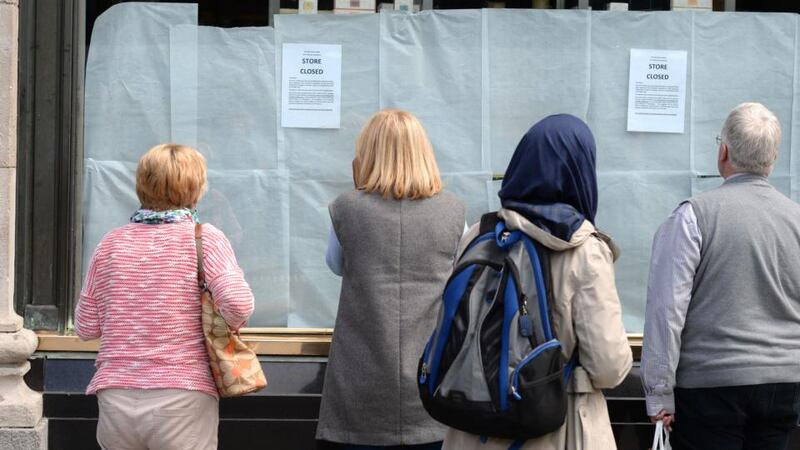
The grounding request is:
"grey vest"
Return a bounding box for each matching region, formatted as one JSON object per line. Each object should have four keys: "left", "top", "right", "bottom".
{"left": 317, "top": 190, "right": 465, "bottom": 445}
{"left": 678, "top": 174, "right": 800, "bottom": 388}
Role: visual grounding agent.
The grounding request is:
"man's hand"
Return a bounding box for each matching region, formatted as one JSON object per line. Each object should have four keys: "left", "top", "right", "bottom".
{"left": 650, "top": 409, "right": 675, "bottom": 432}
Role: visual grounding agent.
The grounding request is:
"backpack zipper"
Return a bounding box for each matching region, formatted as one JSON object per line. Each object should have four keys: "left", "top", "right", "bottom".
{"left": 510, "top": 339, "right": 561, "bottom": 400}
{"left": 419, "top": 335, "right": 433, "bottom": 384}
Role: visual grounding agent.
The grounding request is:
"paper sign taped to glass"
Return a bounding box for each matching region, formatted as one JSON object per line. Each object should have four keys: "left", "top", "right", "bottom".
{"left": 281, "top": 43, "right": 343, "bottom": 129}
{"left": 627, "top": 48, "right": 688, "bottom": 134}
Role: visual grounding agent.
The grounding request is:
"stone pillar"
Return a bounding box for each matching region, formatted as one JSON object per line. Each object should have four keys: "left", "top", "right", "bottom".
{"left": 0, "top": 1, "right": 48, "bottom": 448}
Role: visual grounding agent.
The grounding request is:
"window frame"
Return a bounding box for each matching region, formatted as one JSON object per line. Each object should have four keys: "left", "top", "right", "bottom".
{"left": 15, "top": 0, "right": 85, "bottom": 334}
{"left": 16, "top": 0, "right": 668, "bottom": 357}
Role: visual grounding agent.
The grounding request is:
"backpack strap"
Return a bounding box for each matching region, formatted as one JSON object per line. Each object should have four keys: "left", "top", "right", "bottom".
{"left": 529, "top": 237, "right": 583, "bottom": 378}
{"left": 564, "top": 350, "right": 580, "bottom": 383}
{"left": 479, "top": 212, "right": 501, "bottom": 235}
{"left": 508, "top": 439, "right": 526, "bottom": 450}
{"left": 520, "top": 235, "right": 554, "bottom": 342}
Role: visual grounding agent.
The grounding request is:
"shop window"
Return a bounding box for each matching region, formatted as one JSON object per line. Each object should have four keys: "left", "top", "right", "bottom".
{"left": 17, "top": 1, "right": 800, "bottom": 343}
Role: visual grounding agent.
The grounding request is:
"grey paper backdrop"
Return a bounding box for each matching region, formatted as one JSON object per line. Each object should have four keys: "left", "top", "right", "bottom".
{"left": 83, "top": 3, "right": 800, "bottom": 331}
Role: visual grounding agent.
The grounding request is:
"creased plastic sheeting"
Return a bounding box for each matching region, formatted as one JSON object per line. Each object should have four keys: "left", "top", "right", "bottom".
{"left": 82, "top": 3, "right": 198, "bottom": 276}
{"left": 82, "top": 160, "right": 141, "bottom": 280}
{"left": 287, "top": 180, "right": 351, "bottom": 328}
{"left": 84, "top": 4, "right": 198, "bottom": 163}
{"left": 276, "top": 14, "right": 380, "bottom": 181}
{"left": 274, "top": 14, "right": 381, "bottom": 327}
{"left": 381, "top": 11, "right": 484, "bottom": 174}
{"left": 589, "top": 12, "right": 693, "bottom": 173}
{"left": 84, "top": 164, "right": 289, "bottom": 326}
{"left": 83, "top": 5, "right": 800, "bottom": 331}
{"left": 83, "top": 4, "right": 289, "bottom": 326}
{"left": 170, "top": 26, "right": 280, "bottom": 171}
{"left": 586, "top": 12, "right": 694, "bottom": 333}
{"left": 379, "top": 10, "right": 492, "bottom": 229}
{"left": 486, "top": 10, "right": 591, "bottom": 173}
{"left": 441, "top": 174, "right": 493, "bottom": 225}
{"left": 596, "top": 172, "right": 692, "bottom": 331}
{"left": 693, "top": 13, "right": 796, "bottom": 179}
{"left": 206, "top": 170, "right": 289, "bottom": 327}
{"left": 167, "top": 24, "right": 290, "bottom": 326}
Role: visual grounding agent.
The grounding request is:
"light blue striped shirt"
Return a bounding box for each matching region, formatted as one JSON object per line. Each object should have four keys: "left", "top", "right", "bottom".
{"left": 641, "top": 202, "right": 702, "bottom": 416}
{"left": 325, "top": 226, "right": 345, "bottom": 276}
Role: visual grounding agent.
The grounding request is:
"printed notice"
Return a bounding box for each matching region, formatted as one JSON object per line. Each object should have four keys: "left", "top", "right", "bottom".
{"left": 627, "top": 49, "right": 688, "bottom": 134}
{"left": 299, "top": 0, "right": 318, "bottom": 14}
{"left": 281, "top": 43, "right": 342, "bottom": 129}
{"left": 395, "top": 0, "right": 413, "bottom": 11}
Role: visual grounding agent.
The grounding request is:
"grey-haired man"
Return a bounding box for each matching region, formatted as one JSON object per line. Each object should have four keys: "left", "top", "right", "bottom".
{"left": 642, "top": 102, "right": 800, "bottom": 450}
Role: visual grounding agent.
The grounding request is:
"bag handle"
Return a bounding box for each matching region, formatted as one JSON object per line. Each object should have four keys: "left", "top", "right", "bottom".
{"left": 194, "top": 223, "right": 244, "bottom": 334}
{"left": 651, "top": 419, "right": 669, "bottom": 450}
{"left": 194, "top": 223, "right": 208, "bottom": 291}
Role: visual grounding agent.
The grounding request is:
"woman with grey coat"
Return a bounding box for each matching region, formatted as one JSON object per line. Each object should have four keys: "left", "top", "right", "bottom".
{"left": 317, "top": 109, "right": 466, "bottom": 450}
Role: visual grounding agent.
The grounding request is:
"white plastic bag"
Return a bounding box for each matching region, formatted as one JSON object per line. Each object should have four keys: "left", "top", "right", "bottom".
{"left": 650, "top": 420, "right": 672, "bottom": 450}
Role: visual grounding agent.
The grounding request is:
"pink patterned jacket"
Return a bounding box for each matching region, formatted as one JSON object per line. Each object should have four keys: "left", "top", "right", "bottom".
{"left": 75, "top": 220, "right": 254, "bottom": 398}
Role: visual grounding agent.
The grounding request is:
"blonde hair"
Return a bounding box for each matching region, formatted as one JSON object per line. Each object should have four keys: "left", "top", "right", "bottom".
{"left": 354, "top": 109, "right": 442, "bottom": 200}
{"left": 136, "top": 143, "right": 207, "bottom": 210}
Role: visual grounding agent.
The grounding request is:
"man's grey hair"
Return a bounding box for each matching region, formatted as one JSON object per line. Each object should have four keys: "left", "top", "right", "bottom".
{"left": 720, "top": 102, "right": 781, "bottom": 176}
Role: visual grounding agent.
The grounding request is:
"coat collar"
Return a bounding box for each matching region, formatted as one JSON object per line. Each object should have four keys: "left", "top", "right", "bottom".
{"left": 723, "top": 172, "right": 769, "bottom": 186}
{"left": 498, "top": 208, "right": 620, "bottom": 261}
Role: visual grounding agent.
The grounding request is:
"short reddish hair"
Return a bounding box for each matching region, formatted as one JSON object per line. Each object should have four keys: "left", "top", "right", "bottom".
{"left": 135, "top": 144, "right": 207, "bottom": 210}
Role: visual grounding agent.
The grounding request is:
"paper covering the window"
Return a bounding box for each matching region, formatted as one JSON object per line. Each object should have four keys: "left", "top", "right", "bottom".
{"left": 84, "top": 4, "right": 800, "bottom": 331}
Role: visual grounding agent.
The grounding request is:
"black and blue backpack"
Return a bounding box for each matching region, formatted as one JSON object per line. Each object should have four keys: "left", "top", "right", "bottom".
{"left": 418, "top": 213, "right": 577, "bottom": 446}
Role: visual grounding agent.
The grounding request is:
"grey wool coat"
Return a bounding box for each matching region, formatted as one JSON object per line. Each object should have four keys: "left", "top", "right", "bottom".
{"left": 316, "top": 190, "right": 465, "bottom": 446}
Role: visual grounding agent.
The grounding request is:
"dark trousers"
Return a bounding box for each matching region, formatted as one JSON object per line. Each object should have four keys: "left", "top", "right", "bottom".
{"left": 318, "top": 441, "right": 443, "bottom": 450}
{"left": 672, "top": 383, "right": 800, "bottom": 450}
{"left": 342, "top": 444, "right": 442, "bottom": 450}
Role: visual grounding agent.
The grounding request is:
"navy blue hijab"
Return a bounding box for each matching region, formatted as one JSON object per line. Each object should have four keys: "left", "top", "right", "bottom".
{"left": 498, "top": 114, "right": 598, "bottom": 242}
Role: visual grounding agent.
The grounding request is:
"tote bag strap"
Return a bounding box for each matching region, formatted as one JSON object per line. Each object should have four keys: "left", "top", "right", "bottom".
{"left": 194, "top": 223, "right": 208, "bottom": 291}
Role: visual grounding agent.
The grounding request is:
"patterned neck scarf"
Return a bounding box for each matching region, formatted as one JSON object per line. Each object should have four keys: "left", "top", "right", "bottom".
{"left": 130, "top": 208, "right": 198, "bottom": 224}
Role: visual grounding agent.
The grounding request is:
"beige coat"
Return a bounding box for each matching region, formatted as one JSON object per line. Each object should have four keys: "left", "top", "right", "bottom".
{"left": 443, "top": 209, "right": 633, "bottom": 450}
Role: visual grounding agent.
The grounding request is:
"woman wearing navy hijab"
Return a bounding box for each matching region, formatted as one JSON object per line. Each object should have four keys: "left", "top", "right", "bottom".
{"left": 442, "top": 115, "right": 632, "bottom": 450}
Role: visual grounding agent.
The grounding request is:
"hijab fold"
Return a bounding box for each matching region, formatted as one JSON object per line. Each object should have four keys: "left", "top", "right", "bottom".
{"left": 498, "top": 114, "right": 598, "bottom": 242}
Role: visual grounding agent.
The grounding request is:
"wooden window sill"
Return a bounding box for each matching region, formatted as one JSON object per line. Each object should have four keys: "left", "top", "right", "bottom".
{"left": 35, "top": 328, "right": 333, "bottom": 356}
{"left": 36, "top": 330, "right": 643, "bottom": 359}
